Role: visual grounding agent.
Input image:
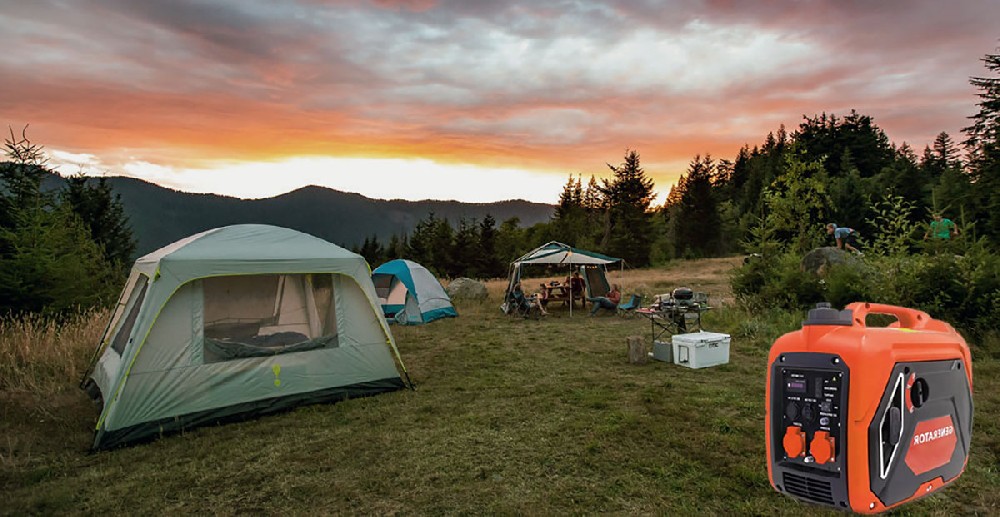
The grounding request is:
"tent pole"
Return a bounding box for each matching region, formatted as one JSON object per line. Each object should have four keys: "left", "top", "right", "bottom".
{"left": 405, "top": 370, "right": 416, "bottom": 390}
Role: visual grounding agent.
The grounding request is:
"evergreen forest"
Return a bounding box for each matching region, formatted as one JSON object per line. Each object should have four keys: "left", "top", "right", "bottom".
{"left": 3, "top": 49, "right": 1000, "bottom": 335}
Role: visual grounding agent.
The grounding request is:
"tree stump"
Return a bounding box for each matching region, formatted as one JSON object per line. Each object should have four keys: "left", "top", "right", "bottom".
{"left": 627, "top": 336, "right": 648, "bottom": 365}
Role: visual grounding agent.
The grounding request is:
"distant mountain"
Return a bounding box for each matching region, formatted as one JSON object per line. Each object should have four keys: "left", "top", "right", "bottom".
{"left": 42, "top": 175, "right": 554, "bottom": 257}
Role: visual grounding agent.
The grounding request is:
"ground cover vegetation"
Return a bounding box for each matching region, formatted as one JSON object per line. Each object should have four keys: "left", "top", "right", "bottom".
{"left": 2, "top": 260, "right": 998, "bottom": 514}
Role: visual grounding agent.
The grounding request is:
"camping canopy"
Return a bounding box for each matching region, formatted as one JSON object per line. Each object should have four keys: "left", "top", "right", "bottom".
{"left": 506, "top": 242, "right": 621, "bottom": 314}
{"left": 512, "top": 241, "right": 621, "bottom": 266}
{"left": 83, "top": 224, "right": 409, "bottom": 450}
{"left": 372, "top": 259, "right": 457, "bottom": 325}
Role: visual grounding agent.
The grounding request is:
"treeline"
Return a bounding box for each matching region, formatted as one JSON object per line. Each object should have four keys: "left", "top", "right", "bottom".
{"left": 729, "top": 49, "right": 1000, "bottom": 341}
{"left": 665, "top": 114, "right": 985, "bottom": 257}
{"left": 0, "top": 129, "right": 135, "bottom": 315}
{"left": 354, "top": 149, "right": 658, "bottom": 276}
{"left": 667, "top": 49, "right": 1000, "bottom": 257}
{"left": 358, "top": 111, "right": 990, "bottom": 278}
{"left": 359, "top": 49, "right": 1000, "bottom": 283}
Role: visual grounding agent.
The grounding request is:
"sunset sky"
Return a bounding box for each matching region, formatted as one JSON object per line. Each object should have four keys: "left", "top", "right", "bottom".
{"left": 2, "top": 1, "right": 998, "bottom": 204}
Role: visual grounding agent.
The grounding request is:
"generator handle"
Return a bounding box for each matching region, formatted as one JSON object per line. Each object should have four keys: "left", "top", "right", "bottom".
{"left": 846, "top": 302, "right": 931, "bottom": 329}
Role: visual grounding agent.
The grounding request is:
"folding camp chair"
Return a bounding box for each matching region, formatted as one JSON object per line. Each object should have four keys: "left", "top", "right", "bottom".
{"left": 617, "top": 294, "right": 643, "bottom": 318}
{"left": 505, "top": 290, "right": 541, "bottom": 320}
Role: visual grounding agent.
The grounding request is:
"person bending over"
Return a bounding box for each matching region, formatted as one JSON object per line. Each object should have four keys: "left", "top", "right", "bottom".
{"left": 825, "top": 223, "right": 861, "bottom": 254}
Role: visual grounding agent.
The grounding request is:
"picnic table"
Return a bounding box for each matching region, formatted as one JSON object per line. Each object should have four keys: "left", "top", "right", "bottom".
{"left": 539, "top": 282, "right": 583, "bottom": 308}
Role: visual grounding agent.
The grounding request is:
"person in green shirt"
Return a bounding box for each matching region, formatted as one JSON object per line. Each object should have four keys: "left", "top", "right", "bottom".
{"left": 925, "top": 213, "right": 959, "bottom": 240}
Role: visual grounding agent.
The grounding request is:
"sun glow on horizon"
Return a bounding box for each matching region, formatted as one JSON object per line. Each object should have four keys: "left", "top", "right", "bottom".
{"left": 54, "top": 155, "right": 584, "bottom": 204}
{"left": 51, "top": 153, "right": 681, "bottom": 206}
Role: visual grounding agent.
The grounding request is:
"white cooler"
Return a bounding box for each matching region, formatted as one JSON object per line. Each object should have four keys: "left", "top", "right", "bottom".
{"left": 672, "top": 331, "right": 730, "bottom": 368}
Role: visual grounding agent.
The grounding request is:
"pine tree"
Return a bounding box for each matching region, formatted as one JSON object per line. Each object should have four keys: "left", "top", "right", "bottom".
{"left": 357, "top": 234, "right": 384, "bottom": 266}
{"left": 0, "top": 203, "right": 115, "bottom": 314}
{"left": 552, "top": 174, "right": 588, "bottom": 246}
{"left": 429, "top": 217, "right": 455, "bottom": 276}
{"left": 476, "top": 214, "right": 505, "bottom": 278}
{"left": 495, "top": 217, "right": 524, "bottom": 266}
{"left": 602, "top": 149, "right": 656, "bottom": 266}
{"left": 406, "top": 213, "right": 436, "bottom": 267}
{"left": 579, "top": 175, "right": 606, "bottom": 248}
{"left": 386, "top": 234, "right": 402, "bottom": 261}
{"left": 0, "top": 129, "right": 118, "bottom": 314}
{"left": 666, "top": 155, "right": 721, "bottom": 258}
{"left": 880, "top": 143, "right": 929, "bottom": 221}
{"left": 451, "top": 218, "right": 479, "bottom": 278}
{"left": 962, "top": 49, "right": 1000, "bottom": 241}
{"left": 62, "top": 175, "right": 136, "bottom": 267}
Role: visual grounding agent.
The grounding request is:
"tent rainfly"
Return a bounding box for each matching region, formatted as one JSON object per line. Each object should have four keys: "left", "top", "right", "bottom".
{"left": 505, "top": 241, "right": 621, "bottom": 314}
{"left": 372, "top": 259, "right": 457, "bottom": 325}
{"left": 82, "top": 224, "right": 410, "bottom": 450}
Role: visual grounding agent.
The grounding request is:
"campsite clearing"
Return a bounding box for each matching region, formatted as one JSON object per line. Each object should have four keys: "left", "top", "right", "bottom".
{"left": 2, "top": 257, "right": 999, "bottom": 514}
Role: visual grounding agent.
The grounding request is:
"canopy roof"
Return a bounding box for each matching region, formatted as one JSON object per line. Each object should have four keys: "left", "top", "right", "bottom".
{"left": 513, "top": 241, "right": 620, "bottom": 266}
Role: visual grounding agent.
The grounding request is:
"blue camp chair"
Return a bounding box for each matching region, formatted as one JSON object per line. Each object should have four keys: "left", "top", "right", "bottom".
{"left": 617, "top": 294, "right": 643, "bottom": 318}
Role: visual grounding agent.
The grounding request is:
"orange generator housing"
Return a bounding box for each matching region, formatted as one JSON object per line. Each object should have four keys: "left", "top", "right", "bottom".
{"left": 766, "top": 302, "right": 973, "bottom": 513}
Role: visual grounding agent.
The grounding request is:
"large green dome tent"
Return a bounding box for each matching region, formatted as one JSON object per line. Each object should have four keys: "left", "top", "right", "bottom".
{"left": 81, "top": 224, "right": 410, "bottom": 450}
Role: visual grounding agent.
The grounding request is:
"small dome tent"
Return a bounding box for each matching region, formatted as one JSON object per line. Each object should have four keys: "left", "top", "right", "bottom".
{"left": 372, "top": 259, "right": 457, "bottom": 325}
{"left": 82, "top": 225, "right": 410, "bottom": 450}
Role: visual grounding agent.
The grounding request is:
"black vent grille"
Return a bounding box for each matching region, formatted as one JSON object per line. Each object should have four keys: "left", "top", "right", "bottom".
{"left": 783, "top": 472, "right": 834, "bottom": 505}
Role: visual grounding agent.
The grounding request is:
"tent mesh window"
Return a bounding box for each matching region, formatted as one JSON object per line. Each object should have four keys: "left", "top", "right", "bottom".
{"left": 202, "top": 274, "right": 338, "bottom": 363}
{"left": 110, "top": 277, "right": 149, "bottom": 356}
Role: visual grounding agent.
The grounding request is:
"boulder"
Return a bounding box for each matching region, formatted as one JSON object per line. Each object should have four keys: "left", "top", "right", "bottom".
{"left": 447, "top": 278, "right": 488, "bottom": 300}
{"left": 801, "top": 247, "right": 854, "bottom": 276}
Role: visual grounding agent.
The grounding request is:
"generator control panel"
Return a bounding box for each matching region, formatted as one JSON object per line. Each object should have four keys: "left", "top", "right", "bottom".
{"left": 778, "top": 367, "right": 845, "bottom": 469}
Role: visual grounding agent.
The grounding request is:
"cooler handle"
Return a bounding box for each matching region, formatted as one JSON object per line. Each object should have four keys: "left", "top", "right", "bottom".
{"left": 844, "top": 302, "right": 931, "bottom": 330}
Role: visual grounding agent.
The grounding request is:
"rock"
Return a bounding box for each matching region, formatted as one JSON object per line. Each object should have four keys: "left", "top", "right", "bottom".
{"left": 801, "top": 247, "right": 854, "bottom": 276}
{"left": 447, "top": 278, "right": 488, "bottom": 300}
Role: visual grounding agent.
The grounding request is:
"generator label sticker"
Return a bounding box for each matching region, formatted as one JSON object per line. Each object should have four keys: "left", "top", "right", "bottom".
{"left": 905, "top": 415, "right": 957, "bottom": 475}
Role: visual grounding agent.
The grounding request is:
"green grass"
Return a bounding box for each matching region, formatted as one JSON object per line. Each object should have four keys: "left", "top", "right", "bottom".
{"left": 2, "top": 263, "right": 999, "bottom": 515}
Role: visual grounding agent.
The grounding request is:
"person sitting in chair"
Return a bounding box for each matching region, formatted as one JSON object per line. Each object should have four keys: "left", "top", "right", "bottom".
{"left": 537, "top": 283, "right": 551, "bottom": 310}
{"left": 512, "top": 282, "right": 547, "bottom": 316}
{"left": 587, "top": 283, "right": 621, "bottom": 316}
{"left": 566, "top": 271, "right": 586, "bottom": 307}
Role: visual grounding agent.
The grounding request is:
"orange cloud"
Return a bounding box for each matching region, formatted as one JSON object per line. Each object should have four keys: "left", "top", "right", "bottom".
{"left": 1, "top": 0, "right": 997, "bottom": 202}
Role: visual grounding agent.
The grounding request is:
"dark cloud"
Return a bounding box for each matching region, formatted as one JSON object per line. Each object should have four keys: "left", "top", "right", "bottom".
{"left": 0, "top": 0, "right": 997, "bottom": 184}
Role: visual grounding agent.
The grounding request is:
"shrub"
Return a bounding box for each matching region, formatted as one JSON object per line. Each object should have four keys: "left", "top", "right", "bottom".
{"left": 731, "top": 242, "right": 1000, "bottom": 353}
{"left": 824, "top": 263, "right": 874, "bottom": 308}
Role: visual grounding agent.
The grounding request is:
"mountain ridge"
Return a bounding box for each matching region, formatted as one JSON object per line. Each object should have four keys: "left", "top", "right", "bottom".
{"left": 43, "top": 174, "right": 554, "bottom": 257}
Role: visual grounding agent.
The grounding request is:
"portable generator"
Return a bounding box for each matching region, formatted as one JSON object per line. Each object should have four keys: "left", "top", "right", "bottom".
{"left": 766, "top": 302, "right": 973, "bottom": 513}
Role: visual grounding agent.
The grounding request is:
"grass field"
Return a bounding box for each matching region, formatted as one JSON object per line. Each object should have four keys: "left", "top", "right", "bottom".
{"left": 2, "top": 257, "right": 998, "bottom": 515}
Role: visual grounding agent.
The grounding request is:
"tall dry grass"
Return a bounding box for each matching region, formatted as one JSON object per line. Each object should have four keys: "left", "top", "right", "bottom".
{"left": 0, "top": 308, "right": 110, "bottom": 394}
